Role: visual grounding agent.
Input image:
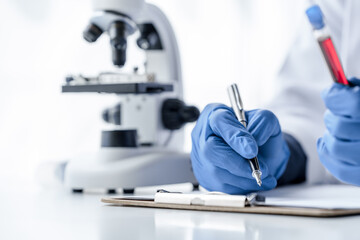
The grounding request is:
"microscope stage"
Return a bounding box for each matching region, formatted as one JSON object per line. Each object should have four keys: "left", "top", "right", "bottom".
{"left": 62, "top": 82, "right": 173, "bottom": 94}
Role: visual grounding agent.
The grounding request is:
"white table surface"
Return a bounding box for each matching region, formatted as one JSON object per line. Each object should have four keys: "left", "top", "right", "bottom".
{"left": 2, "top": 180, "right": 360, "bottom": 240}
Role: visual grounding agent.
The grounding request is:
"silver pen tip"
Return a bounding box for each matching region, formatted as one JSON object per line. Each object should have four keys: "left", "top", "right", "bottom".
{"left": 256, "top": 178, "right": 262, "bottom": 187}
{"left": 252, "top": 171, "right": 262, "bottom": 187}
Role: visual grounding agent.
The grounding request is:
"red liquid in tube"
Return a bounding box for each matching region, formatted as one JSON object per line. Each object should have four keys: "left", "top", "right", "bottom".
{"left": 319, "top": 37, "right": 349, "bottom": 85}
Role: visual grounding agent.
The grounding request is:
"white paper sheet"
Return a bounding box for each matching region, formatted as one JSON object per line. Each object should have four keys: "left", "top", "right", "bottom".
{"left": 258, "top": 184, "right": 360, "bottom": 209}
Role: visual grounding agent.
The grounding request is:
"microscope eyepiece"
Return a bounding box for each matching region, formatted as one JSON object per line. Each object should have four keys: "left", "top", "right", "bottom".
{"left": 83, "top": 23, "right": 103, "bottom": 43}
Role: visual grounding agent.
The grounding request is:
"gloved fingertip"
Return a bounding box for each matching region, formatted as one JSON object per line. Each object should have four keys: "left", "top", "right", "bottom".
{"left": 321, "top": 83, "right": 348, "bottom": 108}
{"left": 348, "top": 77, "right": 360, "bottom": 87}
{"left": 260, "top": 177, "right": 277, "bottom": 191}
{"left": 323, "top": 83, "right": 343, "bottom": 96}
{"left": 203, "top": 103, "right": 231, "bottom": 116}
{"left": 268, "top": 177, "right": 278, "bottom": 189}
{"left": 244, "top": 109, "right": 259, "bottom": 119}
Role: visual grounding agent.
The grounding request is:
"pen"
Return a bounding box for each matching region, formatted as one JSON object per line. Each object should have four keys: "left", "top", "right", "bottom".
{"left": 227, "top": 83, "right": 262, "bottom": 187}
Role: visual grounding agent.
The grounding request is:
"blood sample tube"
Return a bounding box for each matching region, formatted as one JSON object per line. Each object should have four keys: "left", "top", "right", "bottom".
{"left": 306, "top": 5, "right": 349, "bottom": 85}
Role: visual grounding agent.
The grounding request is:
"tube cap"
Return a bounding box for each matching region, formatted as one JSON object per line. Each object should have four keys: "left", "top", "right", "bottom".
{"left": 306, "top": 5, "right": 325, "bottom": 30}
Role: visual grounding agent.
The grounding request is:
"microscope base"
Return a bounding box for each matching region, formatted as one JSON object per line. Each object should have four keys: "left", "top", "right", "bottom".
{"left": 64, "top": 148, "right": 197, "bottom": 192}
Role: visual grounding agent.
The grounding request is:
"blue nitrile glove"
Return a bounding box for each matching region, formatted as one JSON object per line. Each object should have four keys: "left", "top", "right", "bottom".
{"left": 318, "top": 78, "right": 360, "bottom": 186}
{"left": 191, "top": 103, "right": 290, "bottom": 194}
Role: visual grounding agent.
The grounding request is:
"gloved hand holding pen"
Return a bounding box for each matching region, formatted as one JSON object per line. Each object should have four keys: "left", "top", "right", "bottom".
{"left": 318, "top": 78, "right": 360, "bottom": 185}
{"left": 190, "top": 103, "right": 291, "bottom": 194}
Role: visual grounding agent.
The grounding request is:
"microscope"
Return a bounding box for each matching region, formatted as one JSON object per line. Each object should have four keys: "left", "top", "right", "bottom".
{"left": 62, "top": 0, "right": 199, "bottom": 193}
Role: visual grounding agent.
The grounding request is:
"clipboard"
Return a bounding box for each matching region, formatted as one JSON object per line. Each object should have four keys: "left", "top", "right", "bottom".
{"left": 101, "top": 190, "right": 360, "bottom": 218}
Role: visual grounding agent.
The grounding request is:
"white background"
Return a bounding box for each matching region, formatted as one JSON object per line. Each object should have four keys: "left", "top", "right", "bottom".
{"left": 0, "top": 0, "right": 306, "bottom": 183}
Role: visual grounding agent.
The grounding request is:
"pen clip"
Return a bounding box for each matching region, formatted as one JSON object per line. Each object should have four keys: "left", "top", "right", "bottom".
{"left": 227, "top": 83, "right": 247, "bottom": 126}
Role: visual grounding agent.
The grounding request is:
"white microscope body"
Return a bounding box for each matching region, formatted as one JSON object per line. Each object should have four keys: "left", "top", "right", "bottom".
{"left": 62, "top": 0, "right": 199, "bottom": 193}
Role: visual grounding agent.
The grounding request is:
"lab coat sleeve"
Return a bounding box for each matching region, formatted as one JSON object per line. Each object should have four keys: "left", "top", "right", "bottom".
{"left": 265, "top": 14, "right": 337, "bottom": 184}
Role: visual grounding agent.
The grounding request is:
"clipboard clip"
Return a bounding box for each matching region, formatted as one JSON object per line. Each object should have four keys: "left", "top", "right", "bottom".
{"left": 155, "top": 189, "right": 265, "bottom": 208}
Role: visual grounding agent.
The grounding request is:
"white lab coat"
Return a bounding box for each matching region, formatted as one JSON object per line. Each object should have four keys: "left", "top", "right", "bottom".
{"left": 267, "top": 0, "right": 358, "bottom": 184}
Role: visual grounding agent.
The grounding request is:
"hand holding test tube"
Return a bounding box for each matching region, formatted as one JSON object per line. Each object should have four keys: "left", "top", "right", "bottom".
{"left": 306, "top": 5, "right": 349, "bottom": 85}
{"left": 307, "top": 5, "right": 360, "bottom": 185}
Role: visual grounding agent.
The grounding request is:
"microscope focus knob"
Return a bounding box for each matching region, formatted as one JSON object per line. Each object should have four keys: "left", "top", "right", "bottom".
{"left": 102, "top": 104, "right": 121, "bottom": 125}
{"left": 162, "top": 99, "right": 200, "bottom": 130}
